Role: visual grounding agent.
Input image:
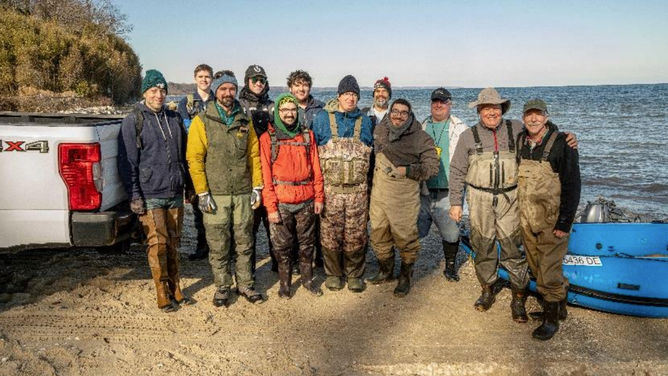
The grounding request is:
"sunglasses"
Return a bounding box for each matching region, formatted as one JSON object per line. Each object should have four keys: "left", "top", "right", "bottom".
{"left": 251, "top": 77, "right": 266, "bottom": 84}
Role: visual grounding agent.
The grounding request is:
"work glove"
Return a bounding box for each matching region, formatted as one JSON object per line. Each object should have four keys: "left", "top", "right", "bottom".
{"left": 250, "top": 187, "right": 263, "bottom": 210}
{"left": 130, "top": 199, "right": 145, "bottom": 215}
{"left": 198, "top": 192, "right": 217, "bottom": 214}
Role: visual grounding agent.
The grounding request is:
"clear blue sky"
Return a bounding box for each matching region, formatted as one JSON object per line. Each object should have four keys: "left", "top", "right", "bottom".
{"left": 115, "top": 0, "right": 668, "bottom": 87}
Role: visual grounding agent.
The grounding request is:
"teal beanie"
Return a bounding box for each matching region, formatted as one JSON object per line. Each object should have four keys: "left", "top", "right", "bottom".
{"left": 141, "top": 69, "right": 168, "bottom": 94}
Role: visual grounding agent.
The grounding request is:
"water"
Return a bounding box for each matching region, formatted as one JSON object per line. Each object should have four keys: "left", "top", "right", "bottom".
{"left": 174, "top": 84, "right": 668, "bottom": 219}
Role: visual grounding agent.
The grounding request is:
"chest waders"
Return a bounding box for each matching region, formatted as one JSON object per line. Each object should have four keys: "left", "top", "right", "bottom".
{"left": 466, "top": 120, "right": 528, "bottom": 292}
{"left": 517, "top": 131, "right": 570, "bottom": 303}
{"left": 317, "top": 113, "right": 372, "bottom": 283}
{"left": 369, "top": 153, "right": 421, "bottom": 265}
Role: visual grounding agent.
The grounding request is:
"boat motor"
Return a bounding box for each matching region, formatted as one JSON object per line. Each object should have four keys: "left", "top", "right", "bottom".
{"left": 580, "top": 197, "right": 612, "bottom": 223}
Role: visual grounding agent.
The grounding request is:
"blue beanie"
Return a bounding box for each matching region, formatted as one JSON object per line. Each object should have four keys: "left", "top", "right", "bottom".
{"left": 212, "top": 72, "right": 238, "bottom": 94}
{"left": 141, "top": 69, "right": 168, "bottom": 94}
{"left": 337, "top": 75, "right": 360, "bottom": 97}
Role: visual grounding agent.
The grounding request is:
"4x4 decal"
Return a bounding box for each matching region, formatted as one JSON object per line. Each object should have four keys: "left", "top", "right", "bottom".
{"left": 0, "top": 140, "right": 49, "bottom": 153}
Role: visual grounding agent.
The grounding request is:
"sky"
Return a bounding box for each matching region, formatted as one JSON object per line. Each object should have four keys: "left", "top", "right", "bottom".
{"left": 114, "top": 0, "right": 668, "bottom": 88}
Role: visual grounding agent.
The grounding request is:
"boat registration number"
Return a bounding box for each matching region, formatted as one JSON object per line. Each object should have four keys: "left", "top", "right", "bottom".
{"left": 563, "top": 255, "right": 602, "bottom": 266}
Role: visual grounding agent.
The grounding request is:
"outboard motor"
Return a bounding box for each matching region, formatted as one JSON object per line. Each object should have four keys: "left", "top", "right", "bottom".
{"left": 580, "top": 197, "right": 612, "bottom": 223}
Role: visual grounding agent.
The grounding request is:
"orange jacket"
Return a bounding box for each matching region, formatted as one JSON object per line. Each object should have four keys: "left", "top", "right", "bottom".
{"left": 260, "top": 125, "right": 324, "bottom": 214}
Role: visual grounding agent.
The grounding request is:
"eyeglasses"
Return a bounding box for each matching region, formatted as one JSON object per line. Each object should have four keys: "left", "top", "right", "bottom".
{"left": 390, "top": 109, "right": 410, "bottom": 118}
{"left": 340, "top": 92, "right": 357, "bottom": 98}
{"left": 251, "top": 77, "right": 266, "bottom": 84}
{"left": 431, "top": 99, "right": 452, "bottom": 106}
{"left": 278, "top": 108, "right": 298, "bottom": 114}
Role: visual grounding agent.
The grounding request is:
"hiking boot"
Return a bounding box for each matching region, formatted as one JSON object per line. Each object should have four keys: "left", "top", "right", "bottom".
{"left": 161, "top": 301, "right": 177, "bottom": 313}
{"left": 213, "top": 286, "right": 229, "bottom": 307}
{"left": 443, "top": 241, "right": 460, "bottom": 282}
{"left": 474, "top": 284, "right": 495, "bottom": 311}
{"left": 393, "top": 263, "right": 414, "bottom": 297}
{"left": 347, "top": 277, "right": 364, "bottom": 293}
{"left": 299, "top": 262, "right": 322, "bottom": 297}
{"left": 532, "top": 301, "right": 560, "bottom": 340}
{"left": 238, "top": 286, "right": 264, "bottom": 304}
{"left": 511, "top": 287, "right": 528, "bottom": 323}
{"left": 325, "top": 276, "right": 343, "bottom": 291}
{"left": 366, "top": 258, "right": 395, "bottom": 285}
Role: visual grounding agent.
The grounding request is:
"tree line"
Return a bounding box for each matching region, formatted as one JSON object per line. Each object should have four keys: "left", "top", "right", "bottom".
{"left": 0, "top": 0, "right": 141, "bottom": 105}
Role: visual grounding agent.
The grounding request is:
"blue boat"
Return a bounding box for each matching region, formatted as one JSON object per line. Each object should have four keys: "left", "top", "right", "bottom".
{"left": 460, "top": 222, "right": 668, "bottom": 318}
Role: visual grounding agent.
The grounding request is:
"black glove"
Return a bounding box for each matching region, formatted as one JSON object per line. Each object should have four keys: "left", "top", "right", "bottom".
{"left": 130, "top": 199, "right": 145, "bottom": 215}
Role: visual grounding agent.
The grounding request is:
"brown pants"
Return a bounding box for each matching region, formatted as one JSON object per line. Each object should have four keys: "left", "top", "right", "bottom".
{"left": 269, "top": 201, "right": 316, "bottom": 269}
{"left": 140, "top": 207, "right": 185, "bottom": 308}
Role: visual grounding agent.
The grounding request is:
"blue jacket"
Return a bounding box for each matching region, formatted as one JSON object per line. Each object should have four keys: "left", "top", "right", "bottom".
{"left": 118, "top": 103, "right": 188, "bottom": 201}
{"left": 176, "top": 90, "right": 213, "bottom": 132}
{"left": 310, "top": 99, "right": 373, "bottom": 147}
{"left": 301, "top": 95, "right": 325, "bottom": 130}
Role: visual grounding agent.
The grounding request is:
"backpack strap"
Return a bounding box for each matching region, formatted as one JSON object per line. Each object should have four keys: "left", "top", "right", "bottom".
{"left": 270, "top": 129, "right": 279, "bottom": 163}
{"left": 186, "top": 94, "right": 194, "bottom": 114}
{"left": 132, "top": 108, "right": 144, "bottom": 149}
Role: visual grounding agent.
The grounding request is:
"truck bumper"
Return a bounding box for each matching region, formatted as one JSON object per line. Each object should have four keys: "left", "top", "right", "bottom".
{"left": 71, "top": 209, "right": 137, "bottom": 247}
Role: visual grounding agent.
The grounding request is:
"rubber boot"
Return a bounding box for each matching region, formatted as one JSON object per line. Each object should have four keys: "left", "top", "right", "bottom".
{"left": 278, "top": 261, "right": 292, "bottom": 299}
{"left": 532, "top": 301, "right": 560, "bottom": 340}
{"left": 474, "top": 284, "right": 495, "bottom": 311}
{"left": 559, "top": 297, "right": 568, "bottom": 320}
{"left": 345, "top": 249, "right": 366, "bottom": 292}
{"left": 366, "top": 257, "right": 395, "bottom": 285}
{"left": 393, "top": 262, "right": 413, "bottom": 297}
{"left": 530, "top": 296, "right": 568, "bottom": 321}
{"left": 300, "top": 261, "right": 322, "bottom": 297}
{"left": 188, "top": 198, "right": 209, "bottom": 261}
{"left": 510, "top": 287, "right": 528, "bottom": 323}
{"left": 443, "top": 241, "right": 460, "bottom": 282}
{"left": 322, "top": 247, "right": 343, "bottom": 291}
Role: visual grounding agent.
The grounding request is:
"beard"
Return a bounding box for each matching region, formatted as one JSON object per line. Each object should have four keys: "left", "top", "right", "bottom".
{"left": 374, "top": 97, "right": 388, "bottom": 108}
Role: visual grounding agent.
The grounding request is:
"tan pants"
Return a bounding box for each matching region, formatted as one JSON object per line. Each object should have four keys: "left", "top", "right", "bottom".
{"left": 370, "top": 154, "right": 421, "bottom": 264}
{"left": 140, "top": 207, "right": 185, "bottom": 308}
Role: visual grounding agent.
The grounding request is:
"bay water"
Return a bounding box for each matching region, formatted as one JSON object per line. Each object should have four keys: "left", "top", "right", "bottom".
{"left": 174, "top": 84, "right": 668, "bottom": 219}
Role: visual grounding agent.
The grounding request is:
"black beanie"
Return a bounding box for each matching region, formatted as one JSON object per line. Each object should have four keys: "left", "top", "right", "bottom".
{"left": 337, "top": 75, "right": 360, "bottom": 97}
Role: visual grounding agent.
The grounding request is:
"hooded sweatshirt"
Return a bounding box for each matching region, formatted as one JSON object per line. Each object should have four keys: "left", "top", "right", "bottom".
{"left": 373, "top": 115, "right": 439, "bottom": 182}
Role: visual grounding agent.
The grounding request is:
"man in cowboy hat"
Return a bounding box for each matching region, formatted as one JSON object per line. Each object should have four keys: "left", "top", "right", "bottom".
{"left": 449, "top": 88, "right": 576, "bottom": 323}
{"left": 449, "top": 87, "right": 529, "bottom": 322}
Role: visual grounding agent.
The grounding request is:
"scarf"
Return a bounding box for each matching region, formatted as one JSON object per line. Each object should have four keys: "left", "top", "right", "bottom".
{"left": 389, "top": 113, "right": 415, "bottom": 142}
{"left": 272, "top": 93, "right": 301, "bottom": 138}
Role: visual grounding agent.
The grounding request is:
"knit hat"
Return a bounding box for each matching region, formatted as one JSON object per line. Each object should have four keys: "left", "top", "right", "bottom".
{"left": 431, "top": 88, "right": 452, "bottom": 102}
{"left": 337, "top": 75, "right": 360, "bottom": 97}
{"left": 211, "top": 71, "right": 238, "bottom": 94}
{"left": 273, "top": 93, "right": 301, "bottom": 138}
{"left": 141, "top": 69, "right": 168, "bottom": 94}
{"left": 244, "top": 64, "right": 267, "bottom": 83}
{"left": 468, "top": 87, "right": 511, "bottom": 114}
{"left": 523, "top": 99, "right": 548, "bottom": 114}
{"left": 373, "top": 77, "right": 392, "bottom": 98}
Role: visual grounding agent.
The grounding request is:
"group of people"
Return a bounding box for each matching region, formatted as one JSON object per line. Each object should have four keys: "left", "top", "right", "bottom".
{"left": 117, "top": 64, "right": 581, "bottom": 341}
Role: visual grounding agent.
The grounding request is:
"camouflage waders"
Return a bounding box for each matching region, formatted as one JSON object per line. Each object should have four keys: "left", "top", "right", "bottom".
{"left": 370, "top": 154, "right": 421, "bottom": 264}
{"left": 518, "top": 131, "right": 569, "bottom": 302}
{"left": 318, "top": 114, "right": 371, "bottom": 279}
{"left": 466, "top": 126, "right": 529, "bottom": 291}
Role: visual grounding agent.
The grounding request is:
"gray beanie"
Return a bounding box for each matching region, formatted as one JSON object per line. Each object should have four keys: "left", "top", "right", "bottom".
{"left": 212, "top": 71, "right": 238, "bottom": 94}
{"left": 337, "top": 75, "right": 360, "bottom": 97}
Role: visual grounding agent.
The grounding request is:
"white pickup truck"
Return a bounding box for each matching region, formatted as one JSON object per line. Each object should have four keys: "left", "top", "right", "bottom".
{"left": 0, "top": 112, "right": 137, "bottom": 252}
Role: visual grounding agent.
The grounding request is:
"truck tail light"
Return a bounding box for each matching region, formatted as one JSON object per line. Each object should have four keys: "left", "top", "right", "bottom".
{"left": 59, "top": 143, "right": 102, "bottom": 211}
